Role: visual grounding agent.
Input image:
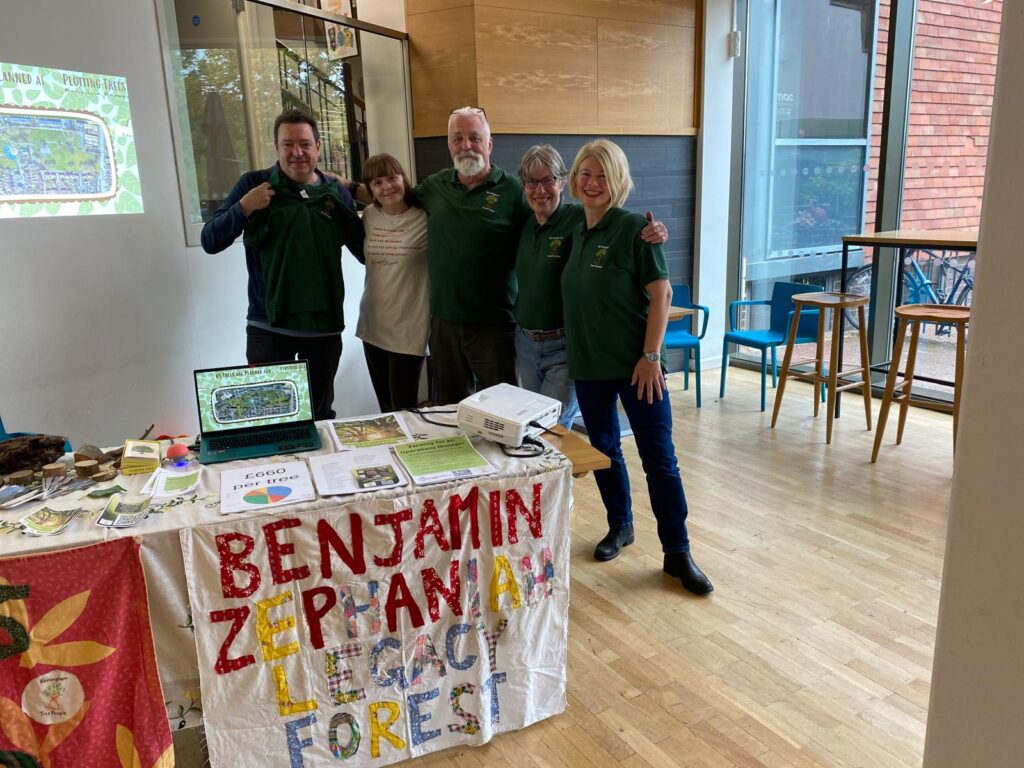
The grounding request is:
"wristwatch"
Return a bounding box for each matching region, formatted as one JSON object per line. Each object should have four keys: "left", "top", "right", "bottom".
{"left": 643, "top": 351, "right": 661, "bottom": 364}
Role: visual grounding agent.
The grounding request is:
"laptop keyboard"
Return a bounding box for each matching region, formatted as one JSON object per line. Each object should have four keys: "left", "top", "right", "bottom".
{"left": 209, "top": 428, "right": 311, "bottom": 452}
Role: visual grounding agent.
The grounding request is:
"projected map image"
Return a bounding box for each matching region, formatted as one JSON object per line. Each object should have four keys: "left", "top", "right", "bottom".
{"left": 0, "top": 62, "right": 141, "bottom": 218}
{"left": 212, "top": 381, "right": 299, "bottom": 424}
{"left": 1, "top": 108, "right": 115, "bottom": 202}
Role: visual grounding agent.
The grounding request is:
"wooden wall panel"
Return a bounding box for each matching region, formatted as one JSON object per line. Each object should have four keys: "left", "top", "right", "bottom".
{"left": 475, "top": 7, "right": 599, "bottom": 133}
{"left": 405, "top": 0, "right": 700, "bottom": 136}
{"left": 597, "top": 19, "right": 694, "bottom": 134}
{"left": 405, "top": 0, "right": 472, "bottom": 14}
{"left": 406, "top": 6, "right": 478, "bottom": 137}
{"left": 475, "top": 0, "right": 696, "bottom": 28}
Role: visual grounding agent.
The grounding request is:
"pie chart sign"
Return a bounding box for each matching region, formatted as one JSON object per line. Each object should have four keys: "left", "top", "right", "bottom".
{"left": 244, "top": 485, "right": 293, "bottom": 505}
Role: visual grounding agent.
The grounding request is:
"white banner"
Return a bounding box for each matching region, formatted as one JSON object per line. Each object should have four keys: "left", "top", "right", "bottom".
{"left": 180, "top": 466, "right": 572, "bottom": 767}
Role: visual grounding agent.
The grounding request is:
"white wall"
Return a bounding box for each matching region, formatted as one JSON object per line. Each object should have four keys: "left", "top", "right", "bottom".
{"left": 693, "top": 0, "right": 735, "bottom": 369}
{"left": 0, "top": 0, "right": 404, "bottom": 447}
{"left": 923, "top": 4, "right": 1024, "bottom": 765}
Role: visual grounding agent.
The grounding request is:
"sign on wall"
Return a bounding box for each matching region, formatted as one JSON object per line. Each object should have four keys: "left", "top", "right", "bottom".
{"left": 181, "top": 467, "right": 572, "bottom": 767}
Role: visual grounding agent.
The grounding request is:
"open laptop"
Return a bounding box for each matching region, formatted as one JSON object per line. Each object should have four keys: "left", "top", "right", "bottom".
{"left": 194, "top": 360, "right": 322, "bottom": 465}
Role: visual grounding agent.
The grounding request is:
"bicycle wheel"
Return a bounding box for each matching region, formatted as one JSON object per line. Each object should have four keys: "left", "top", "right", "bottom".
{"left": 843, "top": 266, "right": 873, "bottom": 329}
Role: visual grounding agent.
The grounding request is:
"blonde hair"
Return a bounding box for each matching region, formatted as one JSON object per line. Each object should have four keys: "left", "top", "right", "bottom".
{"left": 568, "top": 139, "right": 634, "bottom": 209}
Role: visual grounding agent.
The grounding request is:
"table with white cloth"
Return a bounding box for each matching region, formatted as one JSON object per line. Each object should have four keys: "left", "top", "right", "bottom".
{"left": 0, "top": 410, "right": 582, "bottom": 766}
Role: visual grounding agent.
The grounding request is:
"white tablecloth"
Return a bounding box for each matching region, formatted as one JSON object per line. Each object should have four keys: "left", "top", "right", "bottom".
{"left": 0, "top": 412, "right": 573, "bottom": 732}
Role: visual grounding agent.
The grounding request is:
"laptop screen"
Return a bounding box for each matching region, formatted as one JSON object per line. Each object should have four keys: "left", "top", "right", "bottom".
{"left": 195, "top": 362, "right": 314, "bottom": 435}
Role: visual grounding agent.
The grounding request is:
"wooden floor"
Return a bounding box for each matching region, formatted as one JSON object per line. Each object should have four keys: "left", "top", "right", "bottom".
{"left": 415, "top": 367, "right": 954, "bottom": 768}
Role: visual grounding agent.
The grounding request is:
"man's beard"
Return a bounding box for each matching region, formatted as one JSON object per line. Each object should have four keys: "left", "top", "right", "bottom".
{"left": 453, "top": 151, "right": 486, "bottom": 177}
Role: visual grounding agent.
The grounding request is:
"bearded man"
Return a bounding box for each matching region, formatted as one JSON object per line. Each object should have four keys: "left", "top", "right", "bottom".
{"left": 411, "top": 107, "right": 531, "bottom": 405}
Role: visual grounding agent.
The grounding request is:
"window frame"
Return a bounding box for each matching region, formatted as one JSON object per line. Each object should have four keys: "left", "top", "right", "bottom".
{"left": 153, "top": 0, "right": 410, "bottom": 246}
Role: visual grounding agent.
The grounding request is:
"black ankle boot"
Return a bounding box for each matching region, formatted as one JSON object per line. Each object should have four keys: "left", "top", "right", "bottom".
{"left": 594, "top": 524, "right": 634, "bottom": 561}
{"left": 663, "top": 552, "right": 713, "bottom": 595}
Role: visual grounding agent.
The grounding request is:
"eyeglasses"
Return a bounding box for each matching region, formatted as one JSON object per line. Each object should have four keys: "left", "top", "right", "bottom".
{"left": 523, "top": 176, "right": 560, "bottom": 190}
{"left": 450, "top": 106, "right": 487, "bottom": 119}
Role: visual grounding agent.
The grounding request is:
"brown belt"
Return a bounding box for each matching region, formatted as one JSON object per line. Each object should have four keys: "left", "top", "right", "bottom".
{"left": 520, "top": 327, "right": 565, "bottom": 341}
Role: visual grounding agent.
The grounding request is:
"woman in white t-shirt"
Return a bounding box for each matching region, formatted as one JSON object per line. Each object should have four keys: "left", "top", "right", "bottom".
{"left": 355, "top": 154, "right": 429, "bottom": 411}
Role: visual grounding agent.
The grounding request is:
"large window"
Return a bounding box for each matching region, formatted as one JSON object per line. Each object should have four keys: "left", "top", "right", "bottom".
{"left": 739, "top": 0, "right": 876, "bottom": 290}
{"left": 158, "top": 0, "right": 410, "bottom": 244}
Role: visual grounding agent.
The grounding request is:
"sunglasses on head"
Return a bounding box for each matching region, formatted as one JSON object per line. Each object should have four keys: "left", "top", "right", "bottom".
{"left": 450, "top": 106, "right": 487, "bottom": 119}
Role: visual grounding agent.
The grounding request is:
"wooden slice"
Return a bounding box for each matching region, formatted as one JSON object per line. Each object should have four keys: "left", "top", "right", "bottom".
{"left": 9, "top": 469, "right": 34, "bottom": 485}
{"left": 75, "top": 459, "right": 100, "bottom": 478}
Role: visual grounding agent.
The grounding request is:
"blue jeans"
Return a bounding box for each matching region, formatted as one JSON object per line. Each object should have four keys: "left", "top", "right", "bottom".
{"left": 575, "top": 378, "right": 690, "bottom": 554}
{"left": 515, "top": 327, "right": 579, "bottom": 429}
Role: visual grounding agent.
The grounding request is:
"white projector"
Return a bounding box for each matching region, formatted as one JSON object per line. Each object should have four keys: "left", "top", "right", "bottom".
{"left": 457, "top": 383, "right": 562, "bottom": 447}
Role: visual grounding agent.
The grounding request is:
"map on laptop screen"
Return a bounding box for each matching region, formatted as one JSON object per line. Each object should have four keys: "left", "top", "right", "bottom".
{"left": 195, "top": 363, "right": 314, "bottom": 433}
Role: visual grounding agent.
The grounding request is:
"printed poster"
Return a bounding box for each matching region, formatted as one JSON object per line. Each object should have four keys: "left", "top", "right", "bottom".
{"left": 219, "top": 460, "right": 316, "bottom": 514}
{"left": 0, "top": 538, "right": 172, "bottom": 767}
{"left": 180, "top": 466, "right": 572, "bottom": 767}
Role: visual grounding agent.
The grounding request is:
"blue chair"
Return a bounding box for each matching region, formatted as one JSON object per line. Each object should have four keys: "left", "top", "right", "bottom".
{"left": 720, "top": 282, "right": 824, "bottom": 411}
{"left": 1, "top": 415, "right": 72, "bottom": 452}
{"left": 665, "top": 284, "right": 709, "bottom": 407}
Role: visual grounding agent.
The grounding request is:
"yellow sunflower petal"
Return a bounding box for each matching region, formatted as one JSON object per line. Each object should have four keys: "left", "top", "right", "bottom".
{"left": 152, "top": 745, "right": 176, "bottom": 768}
{"left": 40, "top": 700, "right": 90, "bottom": 755}
{"left": 21, "top": 640, "right": 116, "bottom": 669}
{"left": 30, "top": 590, "right": 91, "bottom": 644}
{"left": 0, "top": 695, "right": 40, "bottom": 755}
{"left": 116, "top": 723, "right": 144, "bottom": 768}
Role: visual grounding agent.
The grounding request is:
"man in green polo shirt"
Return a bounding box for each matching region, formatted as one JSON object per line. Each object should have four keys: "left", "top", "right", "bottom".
{"left": 342, "top": 107, "right": 530, "bottom": 405}
{"left": 415, "top": 107, "right": 532, "bottom": 405}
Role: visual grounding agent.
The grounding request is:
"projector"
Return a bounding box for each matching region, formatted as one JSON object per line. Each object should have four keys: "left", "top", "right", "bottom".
{"left": 457, "top": 384, "right": 562, "bottom": 447}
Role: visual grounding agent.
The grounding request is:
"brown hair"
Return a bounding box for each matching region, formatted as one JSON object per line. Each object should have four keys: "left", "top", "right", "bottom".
{"left": 362, "top": 153, "right": 417, "bottom": 208}
{"left": 273, "top": 108, "right": 319, "bottom": 144}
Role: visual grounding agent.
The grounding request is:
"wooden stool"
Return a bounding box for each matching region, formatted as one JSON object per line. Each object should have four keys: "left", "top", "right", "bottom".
{"left": 771, "top": 292, "right": 872, "bottom": 444}
{"left": 871, "top": 304, "right": 969, "bottom": 462}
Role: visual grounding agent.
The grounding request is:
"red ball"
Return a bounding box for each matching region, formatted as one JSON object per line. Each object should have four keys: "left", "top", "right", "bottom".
{"left": 166, "top": 443, "right": 189, "bottom": 460}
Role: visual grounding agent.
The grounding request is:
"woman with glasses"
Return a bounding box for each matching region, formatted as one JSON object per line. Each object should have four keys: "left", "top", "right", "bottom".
{"left": 514, "top": 144, "right": 666, "bottom": 428}
{"left": 354, "top": 153, "right": 429, "bottom": 412}
{"left": 561, "top": 139, "right": 712, "bottom": 596}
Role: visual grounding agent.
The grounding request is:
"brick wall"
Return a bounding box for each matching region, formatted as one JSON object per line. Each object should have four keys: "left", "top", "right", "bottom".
{"left": 865, "top": 0, "right": 1002, "bottom": 231}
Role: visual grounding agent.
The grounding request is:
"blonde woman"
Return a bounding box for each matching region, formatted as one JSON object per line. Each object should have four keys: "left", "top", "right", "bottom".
{"left": 561, "top": 139, "right": 712, "bottom": 596}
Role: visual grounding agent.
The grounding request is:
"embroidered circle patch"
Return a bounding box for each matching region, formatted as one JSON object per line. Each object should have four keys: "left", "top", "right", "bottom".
{"left": 22, "top": 670, "right": 85, "bottom": 724}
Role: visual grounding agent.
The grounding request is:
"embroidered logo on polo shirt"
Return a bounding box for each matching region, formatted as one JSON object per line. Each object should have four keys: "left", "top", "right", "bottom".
{"left": 547, "top": 236, "right": 564, "bottom": 257}
{"left": 320, "top": 198, "right": 335, "bottom": 219}
{"left": 591, "top": 245, "right": 609, "bottom": 268}
{"left": 483, "top": 192, "right": 500, "bottom": 212}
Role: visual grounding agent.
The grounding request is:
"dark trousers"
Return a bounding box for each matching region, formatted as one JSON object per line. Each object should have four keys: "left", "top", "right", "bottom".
{"left": 245, "top": 325, "right": 341, "bottom": 421}
{"left": 429, "top": 318, "right": 517, "bottom": 406}
{"left": 362, "top": 342, "right": 426, "bottom": 412}
{"left": 575, "top": 378, "right": 690, "bottom": 554}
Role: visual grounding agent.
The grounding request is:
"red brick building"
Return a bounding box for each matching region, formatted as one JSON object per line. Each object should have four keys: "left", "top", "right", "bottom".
{"left": 865, "top": 0, "right": 1001, "bottom": 232}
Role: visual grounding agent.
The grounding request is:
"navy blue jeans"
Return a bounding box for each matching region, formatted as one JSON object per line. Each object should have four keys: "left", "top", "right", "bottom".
{"left": 575, "top": 378, "right": 690, "bottom": 554}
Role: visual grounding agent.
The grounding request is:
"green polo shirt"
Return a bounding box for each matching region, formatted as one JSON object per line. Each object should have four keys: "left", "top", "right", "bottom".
{"left": 561, "top": 207, "right": 669, "bottom": 380}
{"left": 415, "top": 166, "right": 531, "bottom": 323}
{"left": 514, "top": 202, "right": 585, "bottom": 331}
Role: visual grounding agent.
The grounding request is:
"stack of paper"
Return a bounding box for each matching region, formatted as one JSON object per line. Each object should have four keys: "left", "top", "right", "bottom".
{"left": 309, "top": 446, "right": 408, "bottom": 496}
{"left": 393, "top": 435, "right": 495, "bottom": 486}
{"left": 121, "top": 439, "right": 162, "bottom": 475}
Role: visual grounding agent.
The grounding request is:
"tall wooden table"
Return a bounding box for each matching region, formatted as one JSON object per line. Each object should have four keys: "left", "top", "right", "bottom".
{"left": 837, "top": 228, "right": 978, "bottom": 410}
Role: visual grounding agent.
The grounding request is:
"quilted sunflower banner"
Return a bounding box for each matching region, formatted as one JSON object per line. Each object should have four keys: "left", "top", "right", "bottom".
{"left": 0, "top": 538, "right": 173, "bottom": 768}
